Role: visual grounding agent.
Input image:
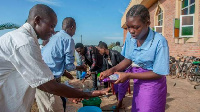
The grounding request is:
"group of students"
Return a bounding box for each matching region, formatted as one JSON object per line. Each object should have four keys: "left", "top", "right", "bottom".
{"left": 74, "top": 41, "right": 128, "bottom": 111}
{"left": 0, "top": 3, "right": 169, "bottom": 112}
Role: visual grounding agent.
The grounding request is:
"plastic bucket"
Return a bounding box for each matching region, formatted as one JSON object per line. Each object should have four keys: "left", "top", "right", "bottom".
{"left": 78, "top": 106, "right": 102, "bottom": 112}
{"left": 193, "top": 61, "right": 200, "bottom": 65}
{"left": 82, "top": 97, "right": 101, "bottom": 107}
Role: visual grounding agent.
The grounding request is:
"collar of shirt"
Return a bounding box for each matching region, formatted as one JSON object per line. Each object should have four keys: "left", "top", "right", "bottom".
{"left": 22, "top": 23, "right": 39, "bottom": 46}
{"left": 130, "top": 28, "right": 154, "bottom": 51}
{"left": 59, "top": 30, "right": 69, "bottom": 36}
{"left": 48, "top": 30, "right": 71, "bottom": 42}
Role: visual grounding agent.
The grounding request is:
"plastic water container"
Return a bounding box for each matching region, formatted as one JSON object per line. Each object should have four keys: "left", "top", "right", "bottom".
{"left": 97, "top": 73, "right": 101, "bottom": 87}
{"left": 78, "top": 106, "right": 102, "bottom": 112}
{"left": 97, "top": 73, "right": 100, "bottom": 77}
{"left": 82, "top": 97, "right": 102, "bottom": 107}
{"left": 81, "top": 71, "right": 87, "bottom": 79}
{"left": 102, "top": 74, "right": 119, "bottom": 82}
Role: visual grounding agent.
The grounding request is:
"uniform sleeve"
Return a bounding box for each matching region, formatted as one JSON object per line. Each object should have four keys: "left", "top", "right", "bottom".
{"left": 89, "top": 47, "right": 98, "bottom": 71}
{"left": 9, "top": 44, "right": 54, "bottom": 88}
{"left": 64, "top": 38, "right": 76, "bottom": 71}
{"left": 153, "top": 46, "right": 169, "bottom": 75}
{"left": 121, "top": 34, "right": 132, "bottom": 60}
{"left": 121, "top": 39, "right": 127, "bottom": 57}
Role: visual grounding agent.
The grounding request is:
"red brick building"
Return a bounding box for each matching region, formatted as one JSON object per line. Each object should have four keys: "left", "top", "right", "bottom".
{"left": 121, "top": 0, "right": 200, "bottom": 57}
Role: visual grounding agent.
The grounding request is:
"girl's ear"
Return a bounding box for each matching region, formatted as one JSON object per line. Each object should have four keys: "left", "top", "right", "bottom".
{"left": 146, "top": 20, "right": 151, "bottom": 26}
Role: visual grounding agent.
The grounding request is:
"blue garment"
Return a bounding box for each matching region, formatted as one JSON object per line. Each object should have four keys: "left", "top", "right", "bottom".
{"left": 42, "top": 30, "right": 75, "bottom": 78}
{"left": 75, "top": 51, "right": 83, "bottom": 79}
{"left": 121, "top": 28, "right": 169, "bottom": 75}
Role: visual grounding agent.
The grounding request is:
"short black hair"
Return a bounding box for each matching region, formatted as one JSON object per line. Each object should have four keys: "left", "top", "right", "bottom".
{"left": 98, "top": 41, "right": 108, "bottom": 49}
{"left": 99, "top": 41, "right": 103, "bottom": 44}
{"left": 126, "top": 4, "right": 150, "bottom": 24}
{"left": 75, "top": 43, "right": 84, "bottom": 49}
{"left": 116, "top": 41, "right": 120, "bottom": 46}
{"left": 28, "top": 4, "right": 56, "bottom": 22}
{"left": 62, "top": 17, "right": 76, "bottom": 30}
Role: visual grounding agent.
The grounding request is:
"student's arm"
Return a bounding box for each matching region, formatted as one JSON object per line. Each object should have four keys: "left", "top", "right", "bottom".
{"left": 101, "top": 58, "right": 107, "bottom": 72}
{"left": 75, "top": 65, "right": 87, "bottom": 71}
{"left": 63, "top": 71, "right": 74, "bottom": 80}
{"left": 114, "top": 71, "right": 162, "bottom": 84}
{"left": 63, "top": 38, "right": 76, "bottom": 71}
{"left": 13, "top": 42, "right": 107, "bottom": 98}
{"left": 37, "top": 79, "right": 107, "bottom": 98}
{"left": 89, "top": 47, "right": 98, "bottom": 71}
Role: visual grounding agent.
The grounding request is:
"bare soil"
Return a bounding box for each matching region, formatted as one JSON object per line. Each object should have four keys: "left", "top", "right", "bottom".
{"left": 31, "top": 76, "right": 200, "bottom": 112}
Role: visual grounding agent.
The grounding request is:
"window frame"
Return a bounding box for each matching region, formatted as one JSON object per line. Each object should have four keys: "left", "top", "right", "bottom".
{"left": 179, "top": 14, "right": 194, "bottom": 37}
{"left": 181, "top": 0, "right": 195, "bottom": 15}
{"left": 154, "top": 26, "right": 163, "bottom": 35}
{"left": 157, "top": 7, "right": 163, "bottom": 26}
{"left": 173, "top": 18, "right": 180, "bottom": 38}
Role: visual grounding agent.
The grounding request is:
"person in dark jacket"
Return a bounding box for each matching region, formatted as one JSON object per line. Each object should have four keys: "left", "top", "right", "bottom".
{"left": 97, "top": 42, "right": 129, "bottom": 111}
{"left": 75, "top": 43, "right": 103, "bottom": 90}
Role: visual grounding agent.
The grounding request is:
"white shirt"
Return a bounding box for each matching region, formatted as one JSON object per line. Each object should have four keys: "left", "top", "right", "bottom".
{"left": 0, "top": 23, "right": 54, "bottom": 112}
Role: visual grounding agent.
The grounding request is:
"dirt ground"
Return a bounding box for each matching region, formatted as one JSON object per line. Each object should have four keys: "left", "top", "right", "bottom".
{"left": 31, "top": 76, "right": 200, "bottom": 112}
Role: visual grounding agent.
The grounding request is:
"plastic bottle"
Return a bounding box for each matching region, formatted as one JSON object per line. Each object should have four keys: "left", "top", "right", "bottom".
{"left": 102, "top": 74, "right": 119, "bottom": 82}
{"left": 81, "top": 71, "right": 87, "bottom": 79}
{"left": 97, "top": 73, "right": 100, "bottom": 77}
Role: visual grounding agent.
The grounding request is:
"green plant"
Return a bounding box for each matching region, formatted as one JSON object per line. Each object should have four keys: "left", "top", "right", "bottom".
{"left": 0, "top": 23, "right": 19, "bottom": 30}
{"left": 108, "top": 42, "right": 116, "bottom": 49}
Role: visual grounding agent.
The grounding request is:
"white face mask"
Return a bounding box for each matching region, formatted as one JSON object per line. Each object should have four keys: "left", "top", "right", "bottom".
{"left": 38, "top": 38, "right": 43, "bottom": 45}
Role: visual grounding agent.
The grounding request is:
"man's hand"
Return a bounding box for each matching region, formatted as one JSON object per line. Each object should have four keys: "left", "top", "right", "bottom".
{"left": 81, "top": 74, "right": 91, "bottom": 83}
{"left": 68, "top": 98, "right": 83, "bottom": 104}
{"left": 76, "top": 64, "right": 87, "bottom": 71}
{"left": 63, "top": 71, "right": 74, "bottom": 80}
{"left": 82, "top": 64, "right": 87, "bottom": 71}
{"left": 91, "top": 88, "right": 110, "bottom": 97}
{"left": 37, "top": 79, "right": 108, "bottom": 98}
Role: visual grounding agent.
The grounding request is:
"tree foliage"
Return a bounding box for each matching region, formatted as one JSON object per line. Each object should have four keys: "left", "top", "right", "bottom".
{"left": 0, "top": 23, "right": 20, "bottom": 30}
{"left": 108, "top": 42, "right": 116, "bottom": 49}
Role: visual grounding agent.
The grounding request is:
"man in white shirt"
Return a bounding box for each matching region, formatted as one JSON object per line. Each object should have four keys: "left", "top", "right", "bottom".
{"left": 0, "top": 4, "right": 107, "bottom": 112}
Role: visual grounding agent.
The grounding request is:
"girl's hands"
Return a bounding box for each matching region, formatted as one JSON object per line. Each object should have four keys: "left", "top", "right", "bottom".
{"left": 99, "top": 68, "right": 115, "bottom": 80}
{"left": 114, "top": 72, "right": 130, "bottom": 84}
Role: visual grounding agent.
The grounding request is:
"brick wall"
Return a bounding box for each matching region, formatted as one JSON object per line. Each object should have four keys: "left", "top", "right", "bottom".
{"left": 149, "top": 0, "right": 200, "bottom": 57}
{"left": 123, "top": 28, "right": 128, "bottom": 43}
{"left": 123, "top": 0, "right": 200, "bottom": 57}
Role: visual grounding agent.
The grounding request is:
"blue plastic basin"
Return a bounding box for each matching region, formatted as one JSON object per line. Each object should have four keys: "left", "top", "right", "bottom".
{"left": 78, "top": 106, "right": 102, "bottom": 112}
